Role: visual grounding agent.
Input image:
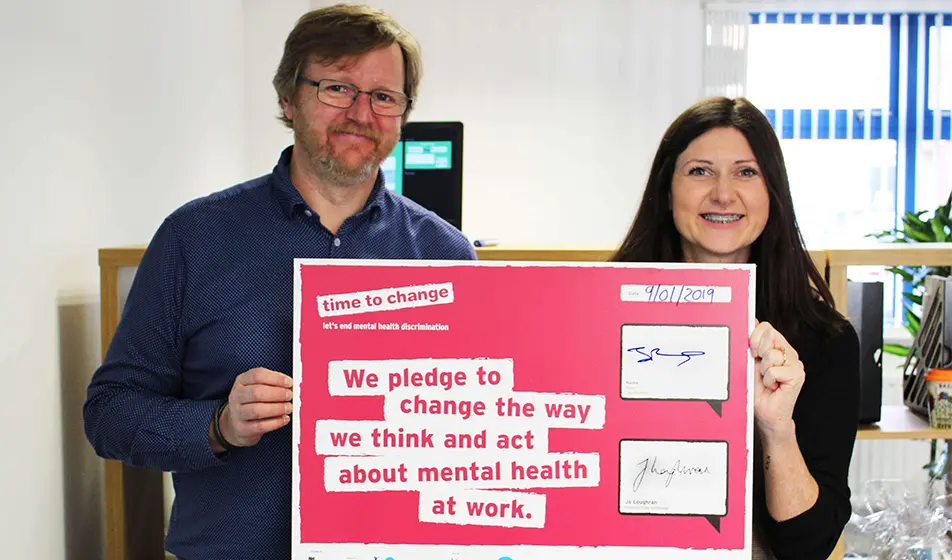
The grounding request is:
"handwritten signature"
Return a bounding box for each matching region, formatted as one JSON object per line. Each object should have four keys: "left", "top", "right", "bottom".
{"left": 627, "top": 346, "right": 705, "bottom": 367}
{"left": 632, "top": 456, "right": 712, "bottom": 492}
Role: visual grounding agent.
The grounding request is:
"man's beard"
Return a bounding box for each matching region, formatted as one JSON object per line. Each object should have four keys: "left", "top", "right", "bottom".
{"left": 296, "top": 118, "right": 398, "bottom": 188}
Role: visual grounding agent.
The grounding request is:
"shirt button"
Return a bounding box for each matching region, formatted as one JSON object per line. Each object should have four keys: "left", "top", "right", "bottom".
{"left": 333, "top": 237, "right": 341, "bottom": 247}
{"left": 304, "top": 209, "right": 313, "bottom": 217}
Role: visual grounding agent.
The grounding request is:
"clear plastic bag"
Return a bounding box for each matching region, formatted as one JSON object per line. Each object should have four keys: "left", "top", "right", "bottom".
{"left": 845, "top": 479, "right": 952, "bottom": 559}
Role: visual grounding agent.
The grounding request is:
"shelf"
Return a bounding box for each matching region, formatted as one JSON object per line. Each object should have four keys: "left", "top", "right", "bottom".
{"left": 475, "top": 244, "right": 618, "bottom": 261}
{"left": 857, "top": 405, "right": 952, "bottom": 440}
{"left": 472, "top": 244, "right": 826, "bottom": 267}
{"left": 827, "top": 243, "right": 952, "bottom": 267}
{"left": 99, "top": 246, "right": 146, "bottom": 268}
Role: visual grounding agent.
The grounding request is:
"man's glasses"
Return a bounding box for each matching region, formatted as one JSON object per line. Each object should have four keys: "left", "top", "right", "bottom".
{"left": 296, "top": 77, "right": 411, "bottom": 117}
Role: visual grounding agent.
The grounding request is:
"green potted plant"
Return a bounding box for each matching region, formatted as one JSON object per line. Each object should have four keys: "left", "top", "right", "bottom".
{"left": 866, "top": 190, "right": 952, "bottom": 357}
{"left": 867, "top": 191, "right": 951, "bottom": 488}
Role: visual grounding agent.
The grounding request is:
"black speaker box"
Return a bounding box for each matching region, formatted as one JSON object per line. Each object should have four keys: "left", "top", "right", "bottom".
{"left": 847, "top": 280, "right": 884, "bottom": 424}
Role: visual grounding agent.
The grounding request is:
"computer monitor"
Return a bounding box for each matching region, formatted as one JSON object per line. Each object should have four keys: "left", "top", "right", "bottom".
{"left": 381, "top": 121, "right": 463, "bottom": 231}
{"left": 381, "top": 140, "right": 404, "bottom": 195}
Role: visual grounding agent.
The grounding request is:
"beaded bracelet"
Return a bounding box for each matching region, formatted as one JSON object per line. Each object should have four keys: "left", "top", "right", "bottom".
{"left": 212, "top": 399, "right": 237, "bottom": 453}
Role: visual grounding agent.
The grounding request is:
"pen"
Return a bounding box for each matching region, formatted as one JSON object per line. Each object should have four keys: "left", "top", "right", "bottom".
{"left": 473, "top": 238, "right": 499, "bottom": 247}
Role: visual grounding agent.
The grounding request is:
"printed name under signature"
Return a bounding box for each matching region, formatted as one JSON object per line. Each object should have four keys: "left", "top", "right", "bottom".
{"left": 627, "top": 346, "right": 705, "bottom": 367}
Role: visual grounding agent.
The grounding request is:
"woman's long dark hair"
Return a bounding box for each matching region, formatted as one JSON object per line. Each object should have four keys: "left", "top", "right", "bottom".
{"left": 612, "top": 96, "right": 844, "bottom": 339}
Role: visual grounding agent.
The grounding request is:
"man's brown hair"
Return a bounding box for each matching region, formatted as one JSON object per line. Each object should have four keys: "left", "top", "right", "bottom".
{"left": 272, "top": 3, "right": 422, "bottom": 128}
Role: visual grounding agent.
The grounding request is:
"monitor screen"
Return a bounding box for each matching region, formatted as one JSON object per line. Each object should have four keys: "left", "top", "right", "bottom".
{"left": 381, "top": 140, "right": 404, "bottom": 195}
{"left": 405, "top": 140, "right": 453, "bottom": 170}
{"left": 380, "top": 121, "right": 463, "bottom": 231}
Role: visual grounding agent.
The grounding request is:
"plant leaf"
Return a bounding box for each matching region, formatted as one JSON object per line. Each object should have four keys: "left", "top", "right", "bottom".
{"left": 912, "top": 265, "right": 935, "bottom": 284}
{"left": 904, "top": 322, "right": 919, "bottom": 339}
{"left": 867, "top": 230, "right": 901, "bottom": 241}
{"left": 932, "top": 216, "right": 948, "bottom": 242}
{"left": 904, "top": 304, "right": 921, "bottom": 333}
{"left": 904, "top": 210, "right": 935, "bottom": 237}
{"left": 902, "top": 291, "right": 924, "bottom": 306}
{"left": 940, "top": 212, "right": 952, "bottom": 231}
{"left": 902, "top": 210, "right": 923, "bottom": 226}
{"left": 886, "top": 266, "right": 915, "bottom": 283}
{"left": 904, "top": 227, "right": 934, "bottom": 242}
{"left": 883, "top": 343, "right": 910, "bottom": 357}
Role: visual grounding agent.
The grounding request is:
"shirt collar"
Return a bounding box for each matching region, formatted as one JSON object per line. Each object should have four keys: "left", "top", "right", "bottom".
{"left": 270, "top": 145, "right": 387, "bottom": 219}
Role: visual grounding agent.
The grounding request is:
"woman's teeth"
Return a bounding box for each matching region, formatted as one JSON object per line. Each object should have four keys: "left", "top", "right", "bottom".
{"left": 702, "top": 213, "right": 743, "bottom": 224}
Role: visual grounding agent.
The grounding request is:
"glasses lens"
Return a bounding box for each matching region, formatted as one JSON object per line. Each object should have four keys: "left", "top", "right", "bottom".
{"left": 370, "top": 91, "right": 408, "bottom": 116}
{"left": 317, "top": 80, "right": 357, "bottom": 108}
{"left": 315, "top": 79, "right": 408, "bottom": 116}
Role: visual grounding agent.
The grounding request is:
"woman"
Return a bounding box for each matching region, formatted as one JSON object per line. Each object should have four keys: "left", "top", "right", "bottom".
{"left": 612, "top": 97, "right": 860, "bottom": 560}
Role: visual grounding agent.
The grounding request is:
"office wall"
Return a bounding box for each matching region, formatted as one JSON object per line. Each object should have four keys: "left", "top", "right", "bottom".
{"left": 0, "top": 0, "right": 809, "bottom": 557}
{"left": 246, "top": 0, "right": 706, "bottom": 245}
{"left": 0, "top": 1, "right": 246, "bottom": 558}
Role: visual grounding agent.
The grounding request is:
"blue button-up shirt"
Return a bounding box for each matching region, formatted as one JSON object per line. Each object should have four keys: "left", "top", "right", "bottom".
{"left": 83, "top": 146, "right": 476, "bottom": 560}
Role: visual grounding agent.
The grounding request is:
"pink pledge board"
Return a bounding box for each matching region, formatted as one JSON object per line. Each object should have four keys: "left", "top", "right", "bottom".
{"left": 292, "top": 259, "right": 755, "bottom": 560}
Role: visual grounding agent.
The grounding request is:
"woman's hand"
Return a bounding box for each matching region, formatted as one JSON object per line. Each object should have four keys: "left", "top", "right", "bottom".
{"left": 750, "top": 321, "right": 805, "bottom": 438}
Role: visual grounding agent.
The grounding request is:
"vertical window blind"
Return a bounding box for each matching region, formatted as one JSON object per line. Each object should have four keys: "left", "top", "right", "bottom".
{"left": 748, "top": 12, "right": 951, "bottom": 220}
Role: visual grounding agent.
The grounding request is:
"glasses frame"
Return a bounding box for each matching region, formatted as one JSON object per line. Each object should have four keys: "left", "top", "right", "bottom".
{"left": 296, "top": 77, "right": 412, "bottom": 117}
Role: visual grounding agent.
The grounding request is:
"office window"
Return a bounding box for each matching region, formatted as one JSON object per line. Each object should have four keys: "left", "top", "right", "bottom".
{"left": 921, "top": 23, "right": 952, "bottom": 211}
{"left": 747, "top": 12, "right": 952, "bottom": 328}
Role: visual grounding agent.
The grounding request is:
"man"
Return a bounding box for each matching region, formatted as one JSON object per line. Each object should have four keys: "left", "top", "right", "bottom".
{"left": 83, "top": 4, "right": 475, "bottom": 559}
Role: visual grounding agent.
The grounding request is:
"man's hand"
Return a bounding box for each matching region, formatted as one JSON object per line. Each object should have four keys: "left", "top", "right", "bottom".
{"left": 210, "top": 368, "right": 293, "bottom": 452}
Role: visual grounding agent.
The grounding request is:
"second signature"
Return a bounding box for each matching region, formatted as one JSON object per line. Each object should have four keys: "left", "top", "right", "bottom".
{"left": 632, "top": 456, "right": 713, "bottom": 492}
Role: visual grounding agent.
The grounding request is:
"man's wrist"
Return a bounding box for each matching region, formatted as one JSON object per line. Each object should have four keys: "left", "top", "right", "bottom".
{"left": 209, "top": 400, "right": 236, "bottom": 454}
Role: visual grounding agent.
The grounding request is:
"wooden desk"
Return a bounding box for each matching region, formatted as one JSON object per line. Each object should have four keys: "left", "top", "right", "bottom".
{"left": 858, "top": 405, "right": 949, "bottom": 440}
{"left": 95, "top": 244, "right": 947, "bottom": 560}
